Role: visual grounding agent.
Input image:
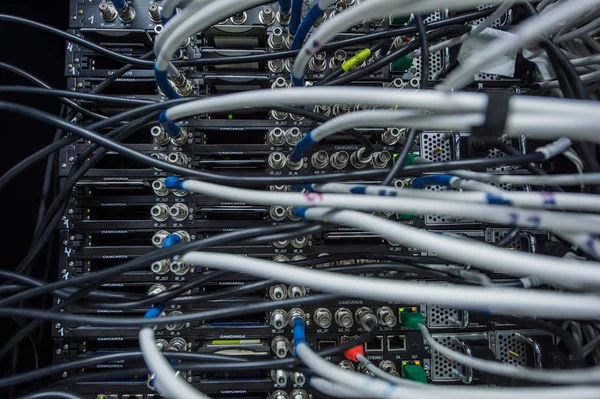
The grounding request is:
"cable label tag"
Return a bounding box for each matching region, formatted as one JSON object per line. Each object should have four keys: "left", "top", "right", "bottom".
{"left": 458, "top": 28, "right": 517, "bottom": 77}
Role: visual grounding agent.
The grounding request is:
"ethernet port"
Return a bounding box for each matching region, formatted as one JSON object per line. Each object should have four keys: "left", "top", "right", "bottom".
{"left": 364, "top": 336, "right": 384, "bottom": 352}
{"left": 387, "top": 335, "right": 407, "bottom": 352}
{"left": 317, "top": 340, "right": 337, "bottom": 351}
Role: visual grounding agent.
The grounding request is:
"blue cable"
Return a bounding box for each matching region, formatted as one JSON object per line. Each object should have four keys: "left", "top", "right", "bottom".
{"left": 292, "top": 317, "right": 306, "bottom": 355}
{"left": 412, "top": 175, "right": 454, "bottom": 189}
{"left": 144, "top": 304, "right": 165, "bottom": 318}
{"left": 164, "top": 176, "right": 186, "bottom": 190}
{"left": 112, "top": 0, "right": 127, "bottom": 9}
{"left": 289, "top": 131, "right": 316, "bottom": 162}
{"left": 162, "top": 234, "right": 182, "bottom": 249}
{"left": 154, "top": 64, "right": 181, "bottom": 100}
{"left": 159, "top": 111, "right": 180, "bottom": 137}
{"left": 290, "top": 4, "right": 323, "bottom": 50}
{"left": 279, "top": 0, "right": 291, "bottom": 13}
{"left": 289, "top": 0, "right": 303, "bottom": 35}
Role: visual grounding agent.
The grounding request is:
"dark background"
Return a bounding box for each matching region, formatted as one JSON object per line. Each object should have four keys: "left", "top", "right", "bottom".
{"left": 0, "top": 1, "right": 70, "bottom": 387}
{"left": 0, "top": 1, "right": 69, "bottom": 265}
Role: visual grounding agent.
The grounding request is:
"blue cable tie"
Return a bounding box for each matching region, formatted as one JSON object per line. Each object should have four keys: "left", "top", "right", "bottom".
{"left": 113, "top": 0, "right": 126, "bottom": 10}
{"left": 486, "top": 194, "right": 513, "bottom": 206}
{"left": 291, "top": 207, "right": 308, "bottom": 219}
{"left": 159, "top": 111, "right": 181, "bottom": 137}
{"left": 154, "top": 64, "right": 181, "bottom": 100}
{"left": 163, "top": 234, "right": 182, "bottom": 249}
{"left": 164, "top": 176, "right": 185, "bottom": 190}
{"left": 289, "top": 0, "right": 303, "bottom": 35}
{"left": 291, "top": 4, "right": 323, "bottom": 50}
{"left": 290, "top": 133, "right": 316, "bottom": 162}
{"left": 350, "top": 186, "right": 367, "bottom": 195}
{"left": 412, "top": 175, "right": 454, "bottom": 189}
{"left": 144, "top": 304, "right": 165, "bottom": 318}
{"left": 279, "top": 0, "right": 291, "bottom": 13}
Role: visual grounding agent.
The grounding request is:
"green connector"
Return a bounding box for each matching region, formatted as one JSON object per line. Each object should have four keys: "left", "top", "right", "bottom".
{"left": 397, "top": 213, "right": 421, "bottom": 220}
{"left": 400, "top": 310, "right": 425, "bottom": 330}
{"left": 403, "top": 153, "right": 419, "bottom": 165}
{"left": 403, "top": 364, "right": 428, "bottom": 384}
{"left": 390, "top": 14, "right": 411, "bottom": 26}
{"left": 390, "top": 56, "right": 414, "bottom": 73}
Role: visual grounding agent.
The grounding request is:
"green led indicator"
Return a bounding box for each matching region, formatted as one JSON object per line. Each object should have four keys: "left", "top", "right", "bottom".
{"left": 228, "top": 114, "right": 234, "bottom": 120}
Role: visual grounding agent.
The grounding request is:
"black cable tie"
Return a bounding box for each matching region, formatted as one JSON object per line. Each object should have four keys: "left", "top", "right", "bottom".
{"left": 471, "top": 92, "right": 512, "bottom": 139}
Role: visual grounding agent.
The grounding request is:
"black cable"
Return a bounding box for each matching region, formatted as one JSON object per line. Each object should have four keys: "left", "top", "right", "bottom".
{"left": 494, "top": 227, "right": 522, "bottom": 248}
{"left": 484, "top": 314, "right": 585, "bottom": 368}
{"left": 0, "top": 10, "right": 496, "bottom": 69}
{"left": 0, "top": 223, "right": 310, "bottom": 307}
{"left": 0, "top": 294, "right": 340, "bottom": 327}
{"left": 93, "top": 50, "right": 155, "bottom": 94}
{"left": 0, "top": 86, "right": 153, "bottom": 106}
{"left": 2, "top": 352, "right": 245, "bottom": 389}
{"left": 0, "top": 101, "right": 547, "bottom": 186}
{"left": 50, "top": 327, "right": 380, "bottom": 387}
{"left": 0, "top": 62, "right": 106, "bottom": 121}
{"left": 325, "top": 25, "right": 470, "bottom": 86}
{"left": 415, "top": 15, "right": 430, "bottom": 90}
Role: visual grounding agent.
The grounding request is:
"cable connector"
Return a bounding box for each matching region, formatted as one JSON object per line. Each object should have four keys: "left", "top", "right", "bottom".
{"left": 342, "top": 49, "right": 372, "bottom": 72}
{"left": 400, "top": 311, "right": 425, "bottom": 330}
{"left": 290, "top": 133, "right": 316, "bottom": 162}
{"left": 291, "top": 207, "right": 309, "bottom": 219}
{"left": 292, "top": 317, "right": 306, "bottom": 355}
{"left": 535, "top": 138, "right": 572, "bottom": 161}
{"left": 144, "top": 304, "right": 165, "bottom": 318}
{"left": 162, "top": 233, "right": 182, "bottom": 249}
{"left": 343, "top": 344, "right": 364, "bottom": 363}
{"left": 164, "top": 176, "right": 186, "bottom": 190}
{"left": 411, "top": 175, "right": 454, "bottom": 189}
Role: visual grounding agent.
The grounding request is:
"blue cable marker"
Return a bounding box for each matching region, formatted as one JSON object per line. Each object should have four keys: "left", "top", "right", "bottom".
{"left": 290, "top": 4, "right": 323, "bottom": 50}
{"left": 292, "top": 317, "right": 306, "bottom": 356}
{"left": 291, "top": 184, "right": 314, "bottom": 192}
{"left": 279, "top": 0, "right": 291, "bottom": 13}
{"left": 290, "top": 132, "right": 316, "bottom": 162}
{"left": 144, "top": 304, "right": 165, "bottom": 319}
{"left": 412, "top": 175, "right": 454, "bottom": 189}
{"left": 486, "top": 194, "right": 513, "bottom": 206}
{"left": 289, "top": 0, "right": 303, "bottom": 35}
{"left": 159, "top": 111, "right": 181, "bottom": 137}
{"left": 164, "top": 176, "right": 186, "bottom": 190}
{"left": 292, "top": 207, "right": 309, "bottom": 219}
{"left": 162, "top": 233, "right": 182, "bottom": 249}
{"left": 112, "top": 0, "right": 126, "bottom": 10}
{"left": 349, "top": 186, "right": 367, "bottom": 195}
{"left": 154, "top": 64, "right": 181, "bottom": 100}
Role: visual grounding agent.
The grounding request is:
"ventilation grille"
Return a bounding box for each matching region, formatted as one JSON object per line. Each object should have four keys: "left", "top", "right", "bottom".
{"left": 491, "top": 229, "right": 527, "bottom": 251}
{"left": 431, "top": 335, "right": 462, "bottom": 381}
{"left": 428, "top": 305, "right": 460, "bottom": 328}
{"left": 487, "top": 138, "right": 520, "bottom": 172}
{"left": 495, "top": 332, "right": 528, "bottom": 367}
{"left": 413, "top": 10, "right": 445, "bottom": 81}
{"left": 420, "top": 132, "right": 453, "bottom": 162}
{"left": 474, "top": 5, "right": 513, "bottom": 81}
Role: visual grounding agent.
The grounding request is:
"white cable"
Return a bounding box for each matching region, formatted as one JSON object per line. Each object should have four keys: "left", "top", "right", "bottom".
{"left": 540, "top": 70, "right": 600, "bottom": 89}
{"left": 139, "top": 328, "right": 210, "bottom": 399}
{"left": 310, "top": 377, "right": 372, "bottom": 398}
{"left": 180, "top": 251, "right": 600, "bottom": 319}
{"left": 449, "top": 177, "right": 504, "bottom": 193}
{"left": 299, "top": 208, "right": 600, "bottom": 290}
{"left": 449, "top": 171, "right": 600, "bottom": 186}
{"left": 156, "top": 0, "right": 267, "bottom": 73}
{"left": 564, "top": 149, "right": 585, "bottom": 174}
{"left": 571, "top": 54, "right": 600, "bottom": 67}
{"left": 178, "top": 179, "right": 600, "bottom": 235}
{"left": 438, "top": 0, "right": 600, "bottom": 91}
{"left": 417, "top": 323, "right": 600, "bottom": 384}
{"left": 290, "top": 0, "right": 531, "bottom": 84}
{"left": 296, "top": 338, "right": 600, "bottom": 398}
{"left": 312, "top": 182, "right": 600, "bottom": 212}
{"left": 164, "top": 87, "right": 600, "bottom": 125}
{"left": 555, "top": 17, "right": 600, "bottom": 44}
{"left": 410, "top": 1, "right": 515, "bottom": 59}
